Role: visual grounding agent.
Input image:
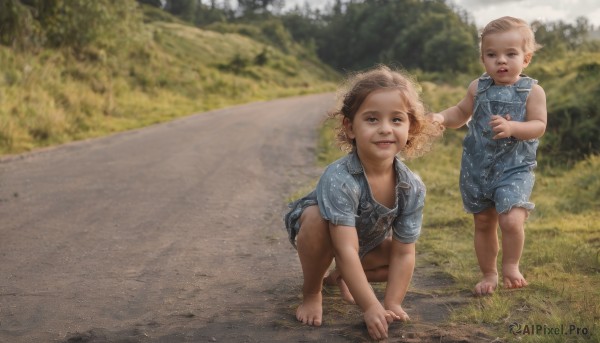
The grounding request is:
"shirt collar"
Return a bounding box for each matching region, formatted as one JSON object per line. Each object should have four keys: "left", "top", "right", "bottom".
{"left": 346, "top": 152, "right": 411, "bottom": 189}
{"left": 346, "top": 151, "right": 364, "bottom": 175}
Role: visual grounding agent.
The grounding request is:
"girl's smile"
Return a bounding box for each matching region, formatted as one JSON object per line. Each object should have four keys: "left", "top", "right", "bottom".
{"left": 344, "top": 89, "right": 411, "bottom": 164}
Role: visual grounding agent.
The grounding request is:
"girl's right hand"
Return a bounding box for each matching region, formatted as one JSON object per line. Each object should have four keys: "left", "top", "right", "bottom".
{"left": 364, "top": 304, "right": 399, "bottom": 340}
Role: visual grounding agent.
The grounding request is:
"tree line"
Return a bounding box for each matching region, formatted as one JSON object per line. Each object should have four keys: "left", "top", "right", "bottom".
{"left": 1, "top": 0, "right": 596, "bottom": 71}
{"left": 136, "top": 0, "right": 598, "bottom": 72}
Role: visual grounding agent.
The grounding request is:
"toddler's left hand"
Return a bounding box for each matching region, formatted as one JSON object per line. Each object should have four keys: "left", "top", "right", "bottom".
{"left": 490, "top": 114, "right": 513, "bottom": 139}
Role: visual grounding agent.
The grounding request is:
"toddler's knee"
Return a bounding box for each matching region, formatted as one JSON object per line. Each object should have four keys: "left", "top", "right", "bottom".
{"left": 474, "top": 209, "right": 498, "bottom": 231}
{"left": 499, "top": 208, "right": 527, "bottom": 232}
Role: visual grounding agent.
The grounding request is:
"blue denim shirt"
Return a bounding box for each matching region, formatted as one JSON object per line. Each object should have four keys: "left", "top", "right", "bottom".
{"left": 460, "top": 73, "right": 538, "bottom": 213}
{"left": 285, "top": 152, "right": 425, "bottom": 258}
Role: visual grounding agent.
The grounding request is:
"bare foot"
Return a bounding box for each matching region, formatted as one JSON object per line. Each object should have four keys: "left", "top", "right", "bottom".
{"left": 474, "top": 273, "right": 498, "bottom": 296}
{"left": 503, "top": 264, "right": 528, "bottom": 289}
{"left": 323, "top": 269, "right": 355, "bottom": 304}
{"left": 296, "top": 292, "right": 323, "bottom": 326}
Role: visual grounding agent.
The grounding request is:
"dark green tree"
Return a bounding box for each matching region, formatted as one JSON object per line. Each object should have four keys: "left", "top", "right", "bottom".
{"left": 136, "top": 0, "right": 162, "bottom": 7}
{"left": 0, "top": 0, "right": 141, "bottom": 51}
{"left": 0, "top": 0, "right": 42, "bottom": 49}
{"left": 311, "top": 0, "right": 478, "bottom": 72}
{"left": 165, "top": 0, "right": 197, "bottom": 22}
{"left": 237, "top": 0, "right": 284, "bottom": 17}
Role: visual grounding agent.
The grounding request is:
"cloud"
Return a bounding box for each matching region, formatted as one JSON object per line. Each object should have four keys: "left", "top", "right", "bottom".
{"left": 451, "top": 0, "right": 600, "bottom": 27}
{"left": 283, "top": 0, "right": 600, "bottom": 28}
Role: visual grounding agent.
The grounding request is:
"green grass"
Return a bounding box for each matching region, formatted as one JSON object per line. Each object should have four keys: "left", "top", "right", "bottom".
{"left": 314, "top": 85, "right": 600, "bottom": 341}
{"left": 408, "top": 131, "right": 599, "bottom": 342}
{"left": 0, "top": 12, "right": 338, "bottom": 156}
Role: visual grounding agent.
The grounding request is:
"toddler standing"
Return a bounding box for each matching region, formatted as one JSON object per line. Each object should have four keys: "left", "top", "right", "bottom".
{"left": 433, "top": 16, "right": 547, "bottom": 295}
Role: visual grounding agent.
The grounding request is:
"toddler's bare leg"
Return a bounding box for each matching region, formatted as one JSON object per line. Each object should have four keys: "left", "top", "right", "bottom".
{"left": 296, "top": 206, "right": 334, "bottom": 326}
{"left": 473, "top": 208, "right": 499, "bottom": 295}
{"left": 499, "top": 208, "right": 528, "bottom": 289}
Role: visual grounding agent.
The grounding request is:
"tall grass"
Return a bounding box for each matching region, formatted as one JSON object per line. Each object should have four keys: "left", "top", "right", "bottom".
{"left": 0, "top": 13, "right": 338, "bottom": 156}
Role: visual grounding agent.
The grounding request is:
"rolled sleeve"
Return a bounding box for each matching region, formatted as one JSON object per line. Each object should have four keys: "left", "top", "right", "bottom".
{"left": 316, "top": 164, "right": 360, "bottom": 227}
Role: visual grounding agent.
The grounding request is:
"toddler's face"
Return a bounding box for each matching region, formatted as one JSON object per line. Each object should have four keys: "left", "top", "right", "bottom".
{"left": 481, "top": 29, "right": 532, "bottom": 85}
{"left": 344, "top": 89, "right": 410, "bottom": 162}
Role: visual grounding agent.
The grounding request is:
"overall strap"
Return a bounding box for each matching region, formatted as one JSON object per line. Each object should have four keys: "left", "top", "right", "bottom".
{"left": 515, "top": 74, "right": 538, "bottom": 102}
{"left": 476, "top": 73, "right": 493, "bottom": 94}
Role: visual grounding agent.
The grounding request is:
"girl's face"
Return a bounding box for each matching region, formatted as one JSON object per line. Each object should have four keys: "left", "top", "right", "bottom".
{"left": 481, "top": 29, "right": 532, "bottom": 86}
{"left": 344, "top": 89, "right": 410, "bottom": 164}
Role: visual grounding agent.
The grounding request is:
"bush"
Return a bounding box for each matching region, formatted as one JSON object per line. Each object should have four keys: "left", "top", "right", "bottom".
{"left": 0, "top": 0, "right": 141, "bottom": 52}
{"left": 531, "top": 55, "right": 600, "bottom": 165}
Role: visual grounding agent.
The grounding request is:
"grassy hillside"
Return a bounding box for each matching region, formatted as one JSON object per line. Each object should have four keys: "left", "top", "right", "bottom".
{"left": 0, "top": 8, "right": 338, "bottom": 156}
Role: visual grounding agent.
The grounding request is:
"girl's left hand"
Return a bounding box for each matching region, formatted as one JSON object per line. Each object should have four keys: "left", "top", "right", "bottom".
{"left": 490, "top": 114, "right": 513, "bottom": 139}
{"left": 384, "top": 304, "right": 410, "bottom": 322}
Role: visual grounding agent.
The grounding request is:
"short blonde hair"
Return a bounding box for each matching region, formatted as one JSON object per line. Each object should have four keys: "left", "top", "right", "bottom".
{"left": 480, "top": 16, "right": 542, "bottom": 56}
{"left": 329, "top": 65, "right": 443, "bottom": 159}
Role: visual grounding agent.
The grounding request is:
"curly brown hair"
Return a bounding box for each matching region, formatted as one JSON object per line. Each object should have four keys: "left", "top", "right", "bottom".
{"left": 329, "top": 65, "right": 443, "bottom": 159}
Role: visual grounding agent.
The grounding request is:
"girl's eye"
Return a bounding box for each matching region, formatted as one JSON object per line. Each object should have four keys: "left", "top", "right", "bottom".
{"left": 367, "top": 117, "right": 377, "bottom": 123}
{"left": 392, "top": 117, "right": 403, "bottom": 123}
{"left": 486, "top": 53, "right": 495, "bottom": 58}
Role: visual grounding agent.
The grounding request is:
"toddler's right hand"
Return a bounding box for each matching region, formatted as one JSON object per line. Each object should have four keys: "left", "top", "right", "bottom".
{"left": 429, "top": 113, "right": 445, "bottom": 125}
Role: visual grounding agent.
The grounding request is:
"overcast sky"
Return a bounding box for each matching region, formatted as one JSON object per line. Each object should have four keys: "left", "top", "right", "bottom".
{"left": 281, "top": 0, "right": 600, "bottom": 29}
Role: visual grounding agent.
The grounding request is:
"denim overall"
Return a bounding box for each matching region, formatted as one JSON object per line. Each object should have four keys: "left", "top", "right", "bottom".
{"left": 460, "top": 73, "right": 538, "bottom": 214}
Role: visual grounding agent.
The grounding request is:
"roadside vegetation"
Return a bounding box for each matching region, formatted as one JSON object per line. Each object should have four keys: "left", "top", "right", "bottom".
{"left": 0, "top": 1, "right": 337, "bottom": 155}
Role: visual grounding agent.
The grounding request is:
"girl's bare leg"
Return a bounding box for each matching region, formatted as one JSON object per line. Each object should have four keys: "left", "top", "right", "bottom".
{"left": 296, "top": 206, "right": 334, "bottom": 326}
{"left": 323, "top": 266, "right": 355, "bottom": 304}
{"left": 324, "top": 236, "right": 393, "bottom": 304}
{"left": 498, "top": 208, "right": 528, "bottom": 289}
{"left": 473, "top": 208, "right": 500, "bottom": 295}
{"left": 362, "top": 236, "right": 392, "bottom": 282}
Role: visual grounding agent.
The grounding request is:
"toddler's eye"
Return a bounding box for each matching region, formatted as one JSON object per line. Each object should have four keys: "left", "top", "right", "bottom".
{"left": 392, "top": 117, "right": 403, "bottom": 123}
{"left": 486, "top": 53, "right": 495, "bottom": 58}
{"left": 367, "top": 117, "right": 377, "bottom": 123}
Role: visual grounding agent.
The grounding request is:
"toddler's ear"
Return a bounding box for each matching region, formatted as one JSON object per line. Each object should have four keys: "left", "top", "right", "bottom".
{"left": 523, "top": 53, "right": 533, "bottom": 67}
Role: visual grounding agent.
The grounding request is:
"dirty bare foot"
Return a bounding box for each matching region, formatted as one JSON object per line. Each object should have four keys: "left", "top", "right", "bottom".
{"left": 503, "top": 264, "right": 528, "bottom": 289}
{"left": 296, "top": 292, "right": 323, "bottom": 326}
{"left": 324, "top": 269, "right": 355, "bottom": 304}
{"left": 474, "top": 273, "right": 498, "bottom": 296}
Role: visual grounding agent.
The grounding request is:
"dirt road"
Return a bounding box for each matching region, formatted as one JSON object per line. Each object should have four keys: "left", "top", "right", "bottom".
{"left": 0, "top": 94, "right": 487, "bottom": 342}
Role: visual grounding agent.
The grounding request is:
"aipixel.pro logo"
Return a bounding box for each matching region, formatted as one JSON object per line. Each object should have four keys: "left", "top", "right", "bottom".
{"left": 509, "top": 322, "right": 590, "bottom": 336}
